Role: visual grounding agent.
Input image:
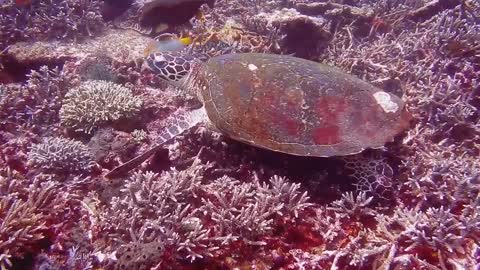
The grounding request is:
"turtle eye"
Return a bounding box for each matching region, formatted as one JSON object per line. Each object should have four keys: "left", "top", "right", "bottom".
{"left": 147, "top": 52, "right": 190, "bottom": 82}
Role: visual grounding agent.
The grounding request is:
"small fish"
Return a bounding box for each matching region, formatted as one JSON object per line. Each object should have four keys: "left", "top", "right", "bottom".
{"left": 143, "top": 34, "right": 193, "bottom": 56}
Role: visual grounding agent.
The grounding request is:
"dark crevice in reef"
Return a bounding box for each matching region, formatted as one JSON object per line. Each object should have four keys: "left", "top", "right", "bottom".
{"left": 0, "top": 55, "right": 67, "bottom": 83}
{"left": 278, "top": 17, "right": 332, "bottom": 59}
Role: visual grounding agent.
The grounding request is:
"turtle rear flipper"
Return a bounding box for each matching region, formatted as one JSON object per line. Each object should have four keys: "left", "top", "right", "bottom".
{"left": 105, "top": 107, "right": 207, "bottom": 178}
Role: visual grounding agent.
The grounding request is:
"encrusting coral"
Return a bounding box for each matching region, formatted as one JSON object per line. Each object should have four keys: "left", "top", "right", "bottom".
{"left": 59, "top": 80, "right": 143, "bottom": 134}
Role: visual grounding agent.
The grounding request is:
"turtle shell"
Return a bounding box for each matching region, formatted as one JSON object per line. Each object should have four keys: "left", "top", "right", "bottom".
{"left": 198, "top": 53, "right": 412, "bottom": 157}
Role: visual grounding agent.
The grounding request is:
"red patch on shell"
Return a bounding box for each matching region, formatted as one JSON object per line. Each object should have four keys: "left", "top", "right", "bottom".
{"left": 315, "top": 96, "right": 347, "bottom": 122}
{"left": 284, "top": 117, "right": 301, "bottom": 136}
{"left": 262, "top": 89, "right": 303, "bottom": 137}
{"left": 312, "top": 96, "right": 347, "bottom": 145}
{"left": 312, "top": 125, "right": 340, "bottom": 144}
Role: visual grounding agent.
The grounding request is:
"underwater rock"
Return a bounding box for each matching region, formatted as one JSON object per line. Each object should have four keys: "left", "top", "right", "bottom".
{"left": 295, "top": 2, "right": 374, "bottom": 20}
{"left": 250, "top": 8, "right": 332, "bottom": 59}
{"left": 101, "top": 0, "right": 134, "bottom": 21}
{"left": 88, "top": 127, "right": 137, "bottom": 168}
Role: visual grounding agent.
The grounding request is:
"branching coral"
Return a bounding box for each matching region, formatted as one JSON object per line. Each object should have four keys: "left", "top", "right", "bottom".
{"left": 27, "top": 137, "right": 95, "bottom": 174}
{"left": 96, "top": 155, "right": 312, "bottom": 268}
{"left": 0, "top": 0, "right": 104, "bottom": 49}
{"left": 59, "top": 80, "right": 143, "bottom": 134}
{"left": 0, "top": 172, "right": 65, "bottom": 270}
{"left": 293, "top": 191, "right": 379, "bottom": 269}
{"left": 301, "top": 191, "right": 479, "bottom": 269}
{"left": 328, "top": 191, "right": 376, "bottom": 220}
{"left": 359, "top": 205, "right": 480, "bottom": 269}
{"left": 201, "top": 175, "right": 311, "bottom": 242}
{"left": 0, "top": 65, "right": 75, "bottom": 134}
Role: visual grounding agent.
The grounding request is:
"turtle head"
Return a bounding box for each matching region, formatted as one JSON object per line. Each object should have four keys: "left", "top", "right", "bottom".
{"left": 144, "top": 51, "right": 199, "bottom": 90}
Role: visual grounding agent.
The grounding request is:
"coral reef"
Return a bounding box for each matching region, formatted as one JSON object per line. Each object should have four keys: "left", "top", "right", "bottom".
{"left": 0, "top": 0, "right": 104, "bottom": 50}
{"left": 0, "top": 0, "right": 479, "bottom": 269}
{"left": 3, "top": 28, "right": 152, "bottom": 65}
{"left": 96, "top": 156, "right": 311, "bottom": 268}
{"left": 0, "top": 172, "right": 66, "bottom": 270}
{"left": 28, "top": 137, "right": 95, "bottom": 174}
{"left": 247, "top": 8, "right": 332, "bottom": 58}
{"left": 59, "top": 80, "right": 143, "bottom": 134}
{"left": 0, "top": 66, "right": 74, "bottom": 133}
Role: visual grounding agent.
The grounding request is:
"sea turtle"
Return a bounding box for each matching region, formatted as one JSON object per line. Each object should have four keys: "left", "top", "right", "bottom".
{"left": 105, "top": 52, "right": 411, "bottom": 178}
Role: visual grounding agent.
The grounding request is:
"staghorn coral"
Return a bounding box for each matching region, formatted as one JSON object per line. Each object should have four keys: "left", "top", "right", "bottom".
{"left": 96, "top": 155, "right": 312, "bottom": 268}
{"left": 0, "top": 172, "right": 66, "bottom": 270}
{"left": 358, "top": 205, "right": 480, "bottom": 269}
{"left": 327, "top": 191, "right": 376, "bottom": 220}
{"left": 0, "top": 65, "right": 75, "bottom": 134}
{"left": 303, "top": 194, "right": 480, "bottom": 269}
{"left": 27, "top": 137, "right": 95, "bottom": 174}
{"left": 0, "top": 0, "right": 104, "bottom": 50}
{"left": 293, "top": 191, "right": 379, "bottom": 269}
{"left": 59, "top": 80, "right": 143, "bottom": 134}
{"left": 201, "top": 175, "right": 311, "bottom": 242}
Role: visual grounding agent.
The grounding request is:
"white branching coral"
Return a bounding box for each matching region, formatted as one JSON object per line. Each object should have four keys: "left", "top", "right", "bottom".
{"left": 0, "top": 175, "right": 65, "bottom": 270}
{"left": 60, "top": 80, "right": 143, "bottom": 134}
{"left": 28, "top": 137, "right": 94, "bottom": 174}
{"left": 358, "top": 205, "right": 480, "bottom": 269}
{"left": 96, "top": 156, "right": 312, "bottom": 268}
{"left": 201, "top": 175, "right": 312, "bottom": 243}
{"left": 261, "top": 175, "right": 313, "bottom": 218}
{"left": 0, "top": 0, "right": 104, "bottom": 49}
{"left": 328, "top": 191, "right": 376, "bottom": 219}
{"left": 0, "top": 66, "right": 74, "bottom": 133}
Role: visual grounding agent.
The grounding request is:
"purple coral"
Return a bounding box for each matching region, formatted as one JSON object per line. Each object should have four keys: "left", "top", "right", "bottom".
{"left": 359, "top": 205, "right": 480, "bottom": 268}
{"left": 0, "top": 174, "right": 66, "bottom": 270}
{"left": 0, "top": 66, "right": 74, "bottom": 134}
{"left": 0, "top": 0, "right": 104, "bottom": 49}
{"left": 95, "top": 155, "right": 312, "bottom": 268}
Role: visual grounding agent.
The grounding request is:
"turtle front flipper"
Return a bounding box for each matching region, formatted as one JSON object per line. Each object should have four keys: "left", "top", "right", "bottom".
{"left": 105, "top": 107, "right": 207, "bottom": 178}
